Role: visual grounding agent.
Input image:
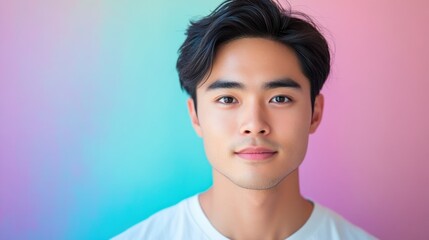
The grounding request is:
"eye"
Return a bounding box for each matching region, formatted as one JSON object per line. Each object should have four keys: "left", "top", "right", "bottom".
{"left": 270, "top": 95, "right": 292, "bottom": 104}
{"left": 217, "top": 96, "right": 238, "bottom": 104}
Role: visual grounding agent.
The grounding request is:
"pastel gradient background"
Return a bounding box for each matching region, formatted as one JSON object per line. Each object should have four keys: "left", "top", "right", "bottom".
{"left": 1, "top": 0, "right": 428, "bottom": 239}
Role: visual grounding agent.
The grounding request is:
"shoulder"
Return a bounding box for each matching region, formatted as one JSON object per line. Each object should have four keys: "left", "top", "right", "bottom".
{"left": 111, "top": 196, "right": 196, "bottom": 240}
{"left": 289, "top": 202, "right": 378, "bottom": 240}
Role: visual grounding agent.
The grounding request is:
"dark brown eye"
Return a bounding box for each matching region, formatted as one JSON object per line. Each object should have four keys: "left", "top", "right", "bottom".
{"left": 270, "top": 96, "right": 291, "bottom": 103}
{"left": 218, "top": 96, "right": 237, "bottom": 104}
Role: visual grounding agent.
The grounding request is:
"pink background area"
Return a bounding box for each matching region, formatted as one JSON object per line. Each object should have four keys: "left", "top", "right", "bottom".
{"left": 291, "top": 0, "right": 429, "bottom": 239}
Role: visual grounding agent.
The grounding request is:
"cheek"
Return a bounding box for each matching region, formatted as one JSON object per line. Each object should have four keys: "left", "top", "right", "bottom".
{"left": 272, "top": 108, "right": 311, "bottom": 153}
{"left": 272, "top": 105, "right": 311, "bottom": 132}
{"left": 198, "top": 105, "right": 237, "bottom": 136}
{"left": 197, "top": 106, "right": 238, "bottom": 158}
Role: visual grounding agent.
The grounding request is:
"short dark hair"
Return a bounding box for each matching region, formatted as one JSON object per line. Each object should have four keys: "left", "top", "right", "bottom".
{"left": 176, "top": 0, "right": 330, "bottom": 112}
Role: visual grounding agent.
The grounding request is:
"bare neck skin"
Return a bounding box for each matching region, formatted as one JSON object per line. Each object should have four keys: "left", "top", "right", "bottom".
{"left": 199, "top": 169, "right": 313, "bottom": 240}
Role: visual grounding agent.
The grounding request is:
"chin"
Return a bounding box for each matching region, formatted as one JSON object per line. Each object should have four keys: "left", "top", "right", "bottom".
{"left": 228, "top": 173, "right": 288, "bottom": 190}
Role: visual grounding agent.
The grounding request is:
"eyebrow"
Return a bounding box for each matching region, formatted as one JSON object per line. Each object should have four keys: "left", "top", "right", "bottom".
{"left": 205, "top": 78, "right": 302, "bottom": 91}
{"left": 263, "top": 78, "right": 302, "bottom": 90}
{"left": 206, "top": 80, "right": 244, "bottom": 90}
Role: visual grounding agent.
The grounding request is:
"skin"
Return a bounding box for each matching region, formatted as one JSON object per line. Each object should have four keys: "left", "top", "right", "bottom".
{"left": 187, "top": 37, "right": 324, "bottom": 240}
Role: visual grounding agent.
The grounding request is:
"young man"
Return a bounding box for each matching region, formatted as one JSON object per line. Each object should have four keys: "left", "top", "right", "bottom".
{"left": 113, "top": 0, "right": 376, "bottom": 239}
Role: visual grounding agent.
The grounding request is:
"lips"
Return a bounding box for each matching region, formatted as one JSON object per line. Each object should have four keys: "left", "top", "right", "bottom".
{"left": 235, "top": 147, "right": 277, "bottom": 161}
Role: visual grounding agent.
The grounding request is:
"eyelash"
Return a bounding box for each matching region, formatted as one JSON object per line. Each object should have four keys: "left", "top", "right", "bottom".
{"left": 216, "top": 95, "right": 293, "bottom": 104}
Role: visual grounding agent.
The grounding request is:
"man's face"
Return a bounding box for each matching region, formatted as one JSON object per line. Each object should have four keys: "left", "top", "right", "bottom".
{"left": 188, "top": 37, "right": 324, "bottom": 190}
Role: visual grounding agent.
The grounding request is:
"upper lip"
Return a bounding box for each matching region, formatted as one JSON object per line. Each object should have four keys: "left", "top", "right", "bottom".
{"left": 235, "top": 147, "right": 277, "bottom": 154}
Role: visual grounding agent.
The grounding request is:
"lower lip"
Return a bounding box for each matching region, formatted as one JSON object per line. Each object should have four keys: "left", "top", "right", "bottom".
{"left": 235, "top": 152, "right": 277, "bottom": 161}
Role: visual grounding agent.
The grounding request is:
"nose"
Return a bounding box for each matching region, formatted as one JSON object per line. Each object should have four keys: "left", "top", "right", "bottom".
{"left": 239, "top": 102, "right": 270, "bottom": 136}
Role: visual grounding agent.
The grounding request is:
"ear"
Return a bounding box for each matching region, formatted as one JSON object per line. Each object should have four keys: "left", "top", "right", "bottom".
{"left": 309, "top": 94, "right": 324, "bottom": 134}
{"left": 187, "top": 98, "right": 203, "bottom": 137}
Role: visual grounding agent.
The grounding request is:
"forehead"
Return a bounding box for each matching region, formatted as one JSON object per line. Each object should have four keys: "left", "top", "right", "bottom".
{"left": 198, "top": 37, "right": 310, "bottom": 91}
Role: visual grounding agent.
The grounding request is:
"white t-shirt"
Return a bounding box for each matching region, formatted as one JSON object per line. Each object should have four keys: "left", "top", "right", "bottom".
{"left": 112, "top": 195, "right": 377, "bottom": 240}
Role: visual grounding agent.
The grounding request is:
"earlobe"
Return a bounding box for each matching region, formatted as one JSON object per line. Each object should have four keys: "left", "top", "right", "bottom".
{"left": 187, "top": 98, "right": 203, "bottom": 137}
{"left": 309, "top": 94, "right": 324, "bottom": 134}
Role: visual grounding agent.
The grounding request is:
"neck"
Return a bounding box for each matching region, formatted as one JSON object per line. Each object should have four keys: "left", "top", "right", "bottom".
{"left": 199, "top": 169, "right": 313, "bottom": 240}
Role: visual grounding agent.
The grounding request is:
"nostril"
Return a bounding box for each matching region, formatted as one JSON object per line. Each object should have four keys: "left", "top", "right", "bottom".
{"left": 243, "top": 129, "right": 266, "bottom": 134}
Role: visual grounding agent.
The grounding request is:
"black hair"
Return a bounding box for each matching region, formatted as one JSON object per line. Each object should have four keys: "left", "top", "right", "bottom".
{"left": 176, "top": 0, "right": 330, "bottom": 112}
